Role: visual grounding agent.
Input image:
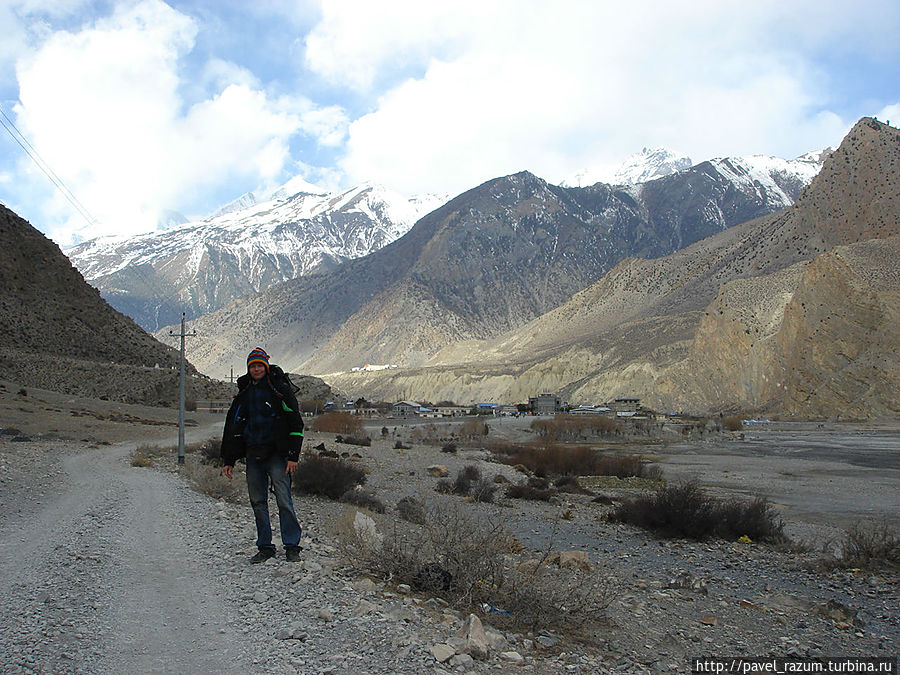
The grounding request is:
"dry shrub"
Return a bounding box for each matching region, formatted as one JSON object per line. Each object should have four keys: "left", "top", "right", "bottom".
{"left": 397, "top": 496, "right": 426, "bottom": 524}
{"left": 336, "top": 435, "right": 371, "bottom": 447}
{"left": 293, "top": 454, "right": 366, "bottom": 499}
{"left": 837, "top": 520, "right": 900, "bottom": 570}
{"left": 131, "top": 444, "right": 168, "bottom": 467}
{"left": 436, "top": 465, "right": 496, "bottom": 503}
{"left": 492, "top": 443, "right": 655, "bottom": 479}
{"left": 181, "top": 461, "right": 245, "bottom": 503}
{"left": 189, "top": 437, "right": 222, "bottom": 465}
{"left": 459, "top": 418, "right": 488, "bottom": 438}
{"left": 131, "top": 448, "right": 155, "bottom": 467}
{"left": 311, "top": 412, "right": 363, "bottom": 435}
{"left": 494, "top": 554, "right": 615, "bottom": 631}
{"left": 721, "top": 416, "right": 743, "bottom": 431}
{"left": 341, "top": 488, "right": 386, "bottom": 513}
{"left": 531, "top": 415, "right": 620, "bottom": 441}
{"left": 506, "top": 483, "right": 556, "bottom": 501}
{"left": 611, "top": 482, "right": 784, "bottom": 543}
{"left": 335, "top": 501, "right": 615, "bottom": 632}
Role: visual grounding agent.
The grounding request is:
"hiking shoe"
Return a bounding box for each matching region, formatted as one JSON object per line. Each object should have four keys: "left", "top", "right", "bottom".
{"left": 285, "top": 549, "right": 302, "bottom": 563}
{"left": 250, "top": 549, "right": 276, "bottom": 564}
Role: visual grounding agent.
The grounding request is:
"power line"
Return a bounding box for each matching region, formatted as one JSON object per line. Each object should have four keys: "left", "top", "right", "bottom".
{"left": 0, "top": 102, "right": 98, "bottom": 228}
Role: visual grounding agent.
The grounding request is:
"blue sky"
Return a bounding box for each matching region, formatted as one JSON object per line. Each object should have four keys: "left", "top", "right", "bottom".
{"left": 1, "top": 0, "right": 898, "bottom": 246}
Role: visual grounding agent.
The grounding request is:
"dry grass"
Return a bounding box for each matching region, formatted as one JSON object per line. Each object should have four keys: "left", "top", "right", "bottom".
{"left": 334, "top": 501, "right": 616, "bottom": 632}
{"left": 180, "top": 460, "right": 246, "bottom": 503}
{"left": 130, "top": 444, "right": 167, "bottom": 468}
{"left": 818, "top": 519, "right": 900, "bottom": 571}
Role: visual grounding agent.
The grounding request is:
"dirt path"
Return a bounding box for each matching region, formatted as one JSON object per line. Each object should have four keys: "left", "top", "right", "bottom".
{"left": 0, "top": 439, "right": 251, "bottom": 673}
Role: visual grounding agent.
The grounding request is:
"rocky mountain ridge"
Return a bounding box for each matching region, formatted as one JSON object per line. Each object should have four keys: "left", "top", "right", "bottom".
{"left": 67, "top": 183, "right": 447, "bottom": 331}
{"left": 0, "top": 204, "right": 230, "bottom": 404}
{"left": 173, "top": 149, "right": 826, "bottom": 380}
{"left": 327, "top": 118, "right": 899, "bottom": 419}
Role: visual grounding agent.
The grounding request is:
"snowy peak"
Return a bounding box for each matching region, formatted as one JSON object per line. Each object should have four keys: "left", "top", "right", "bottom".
{"left": 561, "top": 147, "right": 692, "bottom": 187}
{"left": 67, "top": 180, "right": 448, "bottom": 331}
{"left": 613, "top": 147, "right": 693, "bottom": 185}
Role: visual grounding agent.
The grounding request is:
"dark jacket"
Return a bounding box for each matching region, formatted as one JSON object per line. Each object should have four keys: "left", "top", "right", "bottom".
{"left": 221, "top": 365, "right": 304, "bottom": 467}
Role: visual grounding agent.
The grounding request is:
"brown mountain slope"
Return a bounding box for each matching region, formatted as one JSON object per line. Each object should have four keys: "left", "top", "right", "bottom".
{"left": 326, "top": 118, "right": 900, "bottom": 418}
{"left": 0, "top": 204, "right": 226, "bottom": 404}
{"left": 176, "top": 161, "right": 810, "bottom": 379}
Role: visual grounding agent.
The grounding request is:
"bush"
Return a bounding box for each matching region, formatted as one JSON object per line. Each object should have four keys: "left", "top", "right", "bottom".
{"left": 341, "top": 488, "right": 386, "bottom": 513}
{"left": 336, "top": 435, "right": 372, "bottom": 447}
{"left": 397, "top": 496, "right": 426, "bottom": 524}
{"left": 531, "top": 415, "right": 620, "bottom": 441}
{"left": 335, "top": 501, "right": 615, "bottom": 632}
{"left": 506, "top": 483, "right": 556, "bottom": 501}
{"left": 441, "top": 442, "right": 458, "bottom": 453}
{"left": 459, "top": 418, "right": 488, "bottom": 438}
{"left": 189, "top": 437, "right": 222, "bottom": 466}
{"left": 394, "top": 440, "right": 410, "bottom": 449}
{"left": 491, "top": 443, "right": 656, "bottom": 479}
{"left": 610, "top": 482, "right": 784, "bottom": 542}
{"left": 131, "top": 448, "right": 155, "bottom": 467}
{"left": 181, "top": 461, "right": 245, "bottom": 503}
{"left": 721, "top": 416, "right": 743, "bottom": 431}
{"left": 293, "top": 455, "right": 366, "bottom": 500}
{"left": 312, "top": 412, "right": 364, "bottom": 435}
{"left": 837, "top": 520, "right": 900, "bottom": 570}
{"left": 469, "top": 478, "right": 497, "bottom": 503}
{"left": 434, "top": 465, "right": 497, "bottom": 503}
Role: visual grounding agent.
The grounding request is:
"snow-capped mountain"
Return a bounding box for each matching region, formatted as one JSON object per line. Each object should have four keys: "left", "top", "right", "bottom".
{"left": 562, "top": 146, "right": 829, "bottom": 194}
{"left": 562, "top": 147, "right": 693, "bottom": 187}
{"left": 67, "top": 181, "right": 448, "bottom": 331}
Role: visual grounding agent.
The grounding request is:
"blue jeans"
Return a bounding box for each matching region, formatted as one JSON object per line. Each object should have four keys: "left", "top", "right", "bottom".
{"left": 245, "top": 454, "right": 302, "bottom": 551}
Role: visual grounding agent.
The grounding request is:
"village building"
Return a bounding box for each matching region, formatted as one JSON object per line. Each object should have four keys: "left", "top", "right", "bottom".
{"left": 529, "top": 392, "right": 564, "bottom": 415}
{"left": 392, "top": 401, "right": 421, "bottom": 417}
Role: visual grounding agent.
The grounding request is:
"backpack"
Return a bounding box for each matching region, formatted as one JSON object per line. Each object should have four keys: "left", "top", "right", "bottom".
{"left": 271, "top": 365, "right": 301, "bottom": 396}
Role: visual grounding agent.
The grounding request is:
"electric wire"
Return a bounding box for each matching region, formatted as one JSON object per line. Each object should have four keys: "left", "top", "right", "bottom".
{"left": 0, "top": 102, "right": 195, "bottom": 333}
{"left": 0, "top": 103, "right": 98, "bottom": 228}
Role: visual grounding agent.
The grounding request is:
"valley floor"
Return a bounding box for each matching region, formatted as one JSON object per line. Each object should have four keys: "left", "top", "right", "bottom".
{"left": 0, "top": 394, "right": 897, "bottom": 673}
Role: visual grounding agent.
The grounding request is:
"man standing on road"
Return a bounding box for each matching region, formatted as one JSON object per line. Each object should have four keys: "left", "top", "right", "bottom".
{"left": 221, "top": 348, "right": 305, "bottom": 563}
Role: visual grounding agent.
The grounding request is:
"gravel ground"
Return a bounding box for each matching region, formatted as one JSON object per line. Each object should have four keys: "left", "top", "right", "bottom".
{"left": 0, "top": 407, "right": 897, "bottom": 674}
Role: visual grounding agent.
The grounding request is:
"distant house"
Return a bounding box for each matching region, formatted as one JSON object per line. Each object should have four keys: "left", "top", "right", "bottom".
{"left": 435, "top": 406, "right": 468, "bottom": 417}
{"left": 195, "top": 399, "right": 230, "bottom": 413}
{"left": 608, "top": 398, "right": 641, "bottom": 413}
{"left": 392, "top": 401, "right": 421, "bottom": 417}
{"left": 529, "top": 392, "right": 563, "bottom": 415}
{"left": 476, "top": 403, "right": 500, "bottom": 416}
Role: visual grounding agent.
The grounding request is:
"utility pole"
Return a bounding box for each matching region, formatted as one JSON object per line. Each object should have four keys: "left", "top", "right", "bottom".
{"left": 170, "top": 313, "right": 196, "bottom": 465}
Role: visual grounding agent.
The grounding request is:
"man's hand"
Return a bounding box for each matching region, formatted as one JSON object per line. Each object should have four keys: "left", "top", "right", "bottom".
{"left": 222, "top": 465, "right": 234, "bottom": 480}
{"left": 286, "top": 460, "right": 298, "bottom": 475}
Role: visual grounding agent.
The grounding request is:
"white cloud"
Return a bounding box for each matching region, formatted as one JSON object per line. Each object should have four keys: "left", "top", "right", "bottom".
{"left": 877, "top": 104, "right": 900, "bottom": 126}
{"left": 311, "top": 0, "right": 897, "bottom": 195}
{"left": 11, "top": 0, "right": 342, "bottom": 244}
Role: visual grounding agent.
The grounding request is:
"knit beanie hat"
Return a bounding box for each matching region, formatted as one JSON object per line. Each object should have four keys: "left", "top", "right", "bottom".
{"left": 247, "top": 347, "right": 270, "bottom": 372}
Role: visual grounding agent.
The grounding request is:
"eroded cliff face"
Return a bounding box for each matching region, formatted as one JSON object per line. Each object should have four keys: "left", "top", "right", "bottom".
{"left": 775, "top": 238, "right": 900, "bottom": 419}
